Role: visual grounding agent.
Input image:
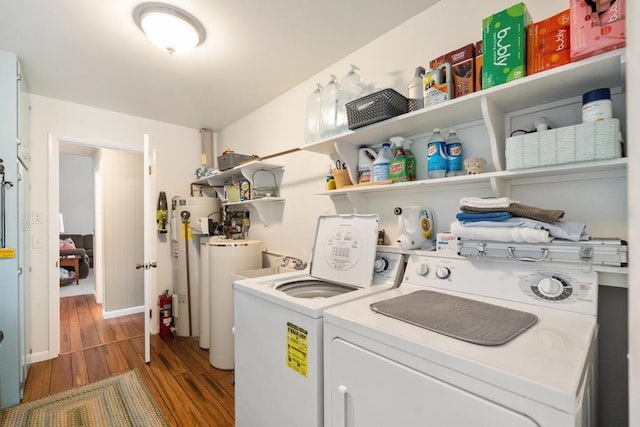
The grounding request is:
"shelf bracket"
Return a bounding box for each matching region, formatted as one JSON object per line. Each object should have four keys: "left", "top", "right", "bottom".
{"left": 490, "top": 177, "right": 509, "bottom": 198}
{"left": 334, "top": 140, "right": 360, "bottom": 185}
{"left": 481, "top": 96, "right": 506, "bottom": 172}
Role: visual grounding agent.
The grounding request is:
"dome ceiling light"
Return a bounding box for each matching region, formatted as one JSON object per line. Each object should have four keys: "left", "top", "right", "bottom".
{"left": 133, "top": 3, "right": 206, "bottom": 54}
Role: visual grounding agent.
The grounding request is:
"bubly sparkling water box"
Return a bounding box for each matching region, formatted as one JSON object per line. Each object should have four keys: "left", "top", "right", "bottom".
{"left": 482, "top": 3, "right": 532, "bottom": 89}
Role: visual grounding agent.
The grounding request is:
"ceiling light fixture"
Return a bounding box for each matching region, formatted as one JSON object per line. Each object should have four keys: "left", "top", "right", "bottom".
{"left": 133, "top": 3, "right": 206, "bottom": 55}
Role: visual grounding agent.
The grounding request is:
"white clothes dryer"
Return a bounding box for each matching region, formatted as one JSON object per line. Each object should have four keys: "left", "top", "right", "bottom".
{"left": 233, "top": 215, "right": 405, "bottom": 427}
{"left": 323, "top": 253, "right": 598, "bottom": 427}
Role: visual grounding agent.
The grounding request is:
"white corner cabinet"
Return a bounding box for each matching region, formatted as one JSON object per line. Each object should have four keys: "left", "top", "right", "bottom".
{"left": 301, "top": 49, "right": 627, "bottom": 213}
{"left": 193, "top": 160, "right": 285, "bottom": 225}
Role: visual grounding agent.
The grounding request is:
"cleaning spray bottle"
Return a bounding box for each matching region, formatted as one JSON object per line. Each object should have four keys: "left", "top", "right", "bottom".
{"left": 390, "top": 136, "right": 416, "bottom": 181}
{"left": 389, "top": 142, "right": 408, "bottom": 183}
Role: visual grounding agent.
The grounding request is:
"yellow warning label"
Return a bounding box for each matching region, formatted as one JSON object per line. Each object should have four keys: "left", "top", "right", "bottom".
{"left": 286, "top": 322, "right": 308, "bottom": 377}
{"left": 0, "top": 248, "right": 16, "bottom": 258}
{"left": 181, "top": 222, "right": 193, "bottom": 240}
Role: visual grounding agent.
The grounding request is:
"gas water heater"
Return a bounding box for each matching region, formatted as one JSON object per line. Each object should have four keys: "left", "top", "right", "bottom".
{"left": 170, "top": 196, "right": 220, "bottom": 337}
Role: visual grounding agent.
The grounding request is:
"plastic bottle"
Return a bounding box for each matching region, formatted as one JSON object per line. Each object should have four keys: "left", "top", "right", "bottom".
{"left": 407, "top": 66, "right": 426, "bottom": 111}
{"left": 390, "top": 136, "right": 416, "bottom": 181}
{"left": 582, "top": 88, "right": 612, "bottom": 123}
{"left": 304, "top": 83, "right": 323, "bottom": 143}
{"left": 326, "top": 167, "right": 336, "bottom": 190}
{"left": 372, "top": 143, "right": 393, "bottom": 182}
{"left": 335, "top": 65, "right": 366, "bottom": 133}
{"left": 446, "top": 130, "right": 463, "bottom": 177}
{"left": 319, "top": 75, "right": 339, "bottom": 138}
{"left": 389, "top": 145, "right": 408, "bottom": 183}
{"left": 427, "top": 128, "right": 447, "bottom": 178}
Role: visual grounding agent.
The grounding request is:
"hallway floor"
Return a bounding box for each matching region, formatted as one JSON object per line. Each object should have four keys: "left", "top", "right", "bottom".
{"left": 23, "top": 294, "right": 235, "bottom": 426}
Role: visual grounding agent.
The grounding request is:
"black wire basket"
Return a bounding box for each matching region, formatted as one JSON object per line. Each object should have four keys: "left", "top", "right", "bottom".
{"left": 346, "top": 89, "right": 409, "bottom": 130}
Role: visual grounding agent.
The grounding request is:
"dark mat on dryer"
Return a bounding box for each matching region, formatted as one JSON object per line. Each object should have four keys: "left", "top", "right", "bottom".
{"left": 370, "top": 290, "right": 538, "bottom": 346}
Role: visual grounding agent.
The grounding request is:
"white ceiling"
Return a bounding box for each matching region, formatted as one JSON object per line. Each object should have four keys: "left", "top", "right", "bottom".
{"left": 1, "top": 0, "right": 439, "bottom": 131}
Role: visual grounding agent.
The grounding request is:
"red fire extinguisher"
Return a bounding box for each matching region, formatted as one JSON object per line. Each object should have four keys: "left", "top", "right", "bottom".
{"left": 159, "top": 291, "right": 173, "bottom": 337}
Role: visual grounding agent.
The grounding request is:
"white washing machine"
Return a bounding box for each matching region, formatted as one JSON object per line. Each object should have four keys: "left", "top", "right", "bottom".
{"left": 323, "top": 252, "right": 599, "bottom": 426}
{"left": 233, "top": 215, "right": 406, "bottom": 427}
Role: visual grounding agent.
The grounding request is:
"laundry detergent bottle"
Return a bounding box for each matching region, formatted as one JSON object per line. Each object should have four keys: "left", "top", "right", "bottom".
{"left": 304, "top": 83, "right": 323, "bottom": 143}
{"left": 336, "top": 65, "right": 366, "bottom": 133}
{"left": 394, "top": 206, "right": 436, "bottom": 250}
{"left": 319, "top": 75, "right": 339, "bottom": 138}
{"left": 372, "top": 143, "right": 393, "bottom": 182}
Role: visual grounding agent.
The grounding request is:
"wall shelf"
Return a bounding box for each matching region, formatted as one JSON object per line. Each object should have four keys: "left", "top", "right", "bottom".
{"left": 303, "top": 49, "right": 626, "bottom": 213}
{"left": 192, "top": 160, "right": 285, "bottom": 226}
{"left": 301, "top": 49, "right": 626, "bottom": 186}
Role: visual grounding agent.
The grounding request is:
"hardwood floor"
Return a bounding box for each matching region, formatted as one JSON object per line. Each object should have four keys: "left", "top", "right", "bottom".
{"left": 22, "top": 294, "right": 235, "bottom": 426}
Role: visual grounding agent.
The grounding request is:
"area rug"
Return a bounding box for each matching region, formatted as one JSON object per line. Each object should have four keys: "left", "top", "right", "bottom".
{"left": 0, "top": 369, "right": 169, "bottom": 426}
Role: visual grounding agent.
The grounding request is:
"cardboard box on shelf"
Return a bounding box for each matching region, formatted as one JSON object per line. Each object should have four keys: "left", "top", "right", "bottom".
{"left": 482, "top": 2, "right": 532, "bottom": 89}
{"left": 527, "top": 9, "right": 571, "bottom": 75}
{"left": 445, "top": 44, "right": 476, "bottom": 98}
{"left": 474, "top": 41, "right": 483, "bottom": 92}
{"left": 570, "top": 0, "right": 625, "bottom": 62}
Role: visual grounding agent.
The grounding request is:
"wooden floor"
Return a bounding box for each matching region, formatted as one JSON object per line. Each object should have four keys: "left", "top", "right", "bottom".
{"left": 22, "top": 294, "right": 235, "bottom": 426}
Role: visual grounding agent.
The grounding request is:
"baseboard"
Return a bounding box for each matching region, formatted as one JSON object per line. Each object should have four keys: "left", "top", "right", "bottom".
{"left": 103, "top": 305, "right": 145, "bottom": 319}
{"left": 29, "top": 350, "right": 52, "bottom": 364}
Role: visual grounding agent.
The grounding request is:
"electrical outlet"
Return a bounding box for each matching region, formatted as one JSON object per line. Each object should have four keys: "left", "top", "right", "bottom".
{"left": 32, "top": 211, "right": 42, "bottom": 224}
{"left": 32, "top": 234, "right": 43, "bottom": 248}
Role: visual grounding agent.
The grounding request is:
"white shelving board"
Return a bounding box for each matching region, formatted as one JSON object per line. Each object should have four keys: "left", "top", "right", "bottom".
{"left": 192, "top": 160, "right": 285, "bottom": 226}
{"left": 302, "top": 49, "right": 626, "bottom": 210}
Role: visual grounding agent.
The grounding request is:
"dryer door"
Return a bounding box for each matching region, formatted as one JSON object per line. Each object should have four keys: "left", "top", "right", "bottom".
{"left": 327, "top": 339, "right": 539, "bottom": 427}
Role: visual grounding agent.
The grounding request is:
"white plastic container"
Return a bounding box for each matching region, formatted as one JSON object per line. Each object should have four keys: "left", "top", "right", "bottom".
{"left": 582, "top": 88, "right": 612, "bottom": 123}
{"left": 408, "top": 66, "right": 426, "bottom": 110}
{"left": 372, "top": 143, "right": 393, "bottom": 182}
{"left": 304, "top": 83, "right": 323, "bottom": 143}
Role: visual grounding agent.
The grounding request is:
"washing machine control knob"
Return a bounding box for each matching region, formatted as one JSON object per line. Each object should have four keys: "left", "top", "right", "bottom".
{"left": 435, "top": 267, "right": 451, "bottom": 279}
{"left": 537, "top": 277, "right": 564, "bottom": 298}
{"left": 374, "top": 256, "right": 389, "bottom": 273}
{"left": 416, "top": 263, "right": 429, "bottom": 276}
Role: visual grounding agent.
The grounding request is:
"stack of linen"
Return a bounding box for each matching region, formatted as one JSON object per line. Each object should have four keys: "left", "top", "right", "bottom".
{"left": 450, "top": 197, "right": 590, "bottom": 243}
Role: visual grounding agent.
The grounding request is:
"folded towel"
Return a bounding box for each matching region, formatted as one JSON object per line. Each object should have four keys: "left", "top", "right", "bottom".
{"left": 459, "top": 197, "right": 518, "bottom": 209}
{"left": 456, "top": 212, "right": 513, "bottom": 222}
{"left": 459, "top": 217, "right": 590, "bottom": 241}
{"left": 450, "top": 220, "right": 552, "bottom": 243}
{"left": 460, "top": 203, "right": 564, "bottom": 224}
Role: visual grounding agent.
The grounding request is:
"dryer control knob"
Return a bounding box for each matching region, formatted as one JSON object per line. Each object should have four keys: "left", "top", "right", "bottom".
{"left": 374, "top": 257, "right": 389, "bottom": 273}
{"left": 537, "top": 277, "right": 564, "bottom": 298}
{"left": 416, "top": 264, "right": 429, "bottom": 276}
{"left": 435, "top": 267, "right": 451, "bottom": 279}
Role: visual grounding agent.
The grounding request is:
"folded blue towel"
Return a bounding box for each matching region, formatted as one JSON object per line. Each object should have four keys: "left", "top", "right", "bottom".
{"left": 456, "top": 212, "right": 513, "bottom": 222}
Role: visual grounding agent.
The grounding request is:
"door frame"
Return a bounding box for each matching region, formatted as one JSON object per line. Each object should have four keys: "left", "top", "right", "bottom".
{"left": 47, "top": 132, "right": 145, "bottom": 358}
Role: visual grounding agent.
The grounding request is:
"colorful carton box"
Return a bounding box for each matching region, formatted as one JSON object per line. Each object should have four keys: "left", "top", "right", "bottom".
{"left": 445, "top": 44, "right": 476, "bottom": 98}
{"left": 475, "top": 41, "right": 483, "bottom": 91}
{"left": 570, "top": 0, "right": 625, "bottom": 62}
{"left": 527, "top": 9, "right": 571, "bottom": 75}
{"left": 482, "top": 3, "right": 532, "bottom": 89}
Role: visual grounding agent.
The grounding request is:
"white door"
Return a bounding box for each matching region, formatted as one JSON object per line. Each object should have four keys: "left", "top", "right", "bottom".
{"left": 142, "top": 135, "right": 157, "bottom": 363}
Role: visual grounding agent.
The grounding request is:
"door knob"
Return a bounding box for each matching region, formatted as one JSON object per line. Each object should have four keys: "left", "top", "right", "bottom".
{"left": 135, "top": 263, "right": 145, "bottom": 269}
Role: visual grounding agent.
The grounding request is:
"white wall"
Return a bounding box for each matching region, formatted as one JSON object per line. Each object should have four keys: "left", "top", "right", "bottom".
{"left": 218, "top": 0, "right": 632, "bottom": 424}
{"left": 59, "top": 153, "right": 94, "bottom": 235}
{"left": 29, "top": 94, "right": 202, "bottom": 359}
{"left": 219, "top": 0, "right": 569, "bottom": 262}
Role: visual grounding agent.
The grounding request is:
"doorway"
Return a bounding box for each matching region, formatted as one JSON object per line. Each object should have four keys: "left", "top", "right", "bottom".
{"left": 50, "top": 137, "right": 144, "bottom": 358}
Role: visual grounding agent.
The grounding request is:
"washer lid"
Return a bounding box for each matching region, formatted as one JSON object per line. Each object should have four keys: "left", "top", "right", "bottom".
{"left": 309, "top": 214, "right": 379, "bottom": 288}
